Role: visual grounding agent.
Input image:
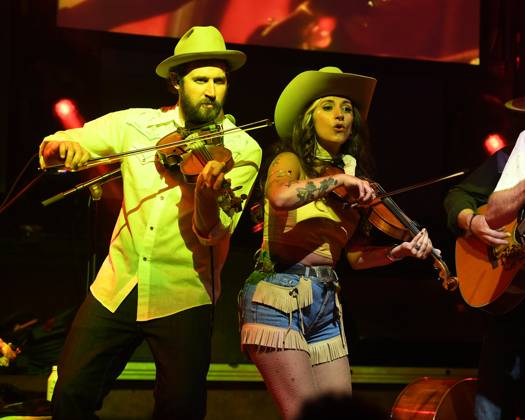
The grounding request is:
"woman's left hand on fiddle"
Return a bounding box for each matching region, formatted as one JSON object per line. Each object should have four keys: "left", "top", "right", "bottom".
{"left": 392, "top": 228, "right": 435, "bottom": 260}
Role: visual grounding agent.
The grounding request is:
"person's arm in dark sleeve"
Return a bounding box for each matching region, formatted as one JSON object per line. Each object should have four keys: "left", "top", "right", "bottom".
{"left": 443, "top": 147, "right": 511, "bottom": 236}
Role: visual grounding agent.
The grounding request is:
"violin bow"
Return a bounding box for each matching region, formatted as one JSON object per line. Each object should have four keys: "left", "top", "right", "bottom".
{"left": 350, "top": 170, "right": 467, "bottom": 208}
{"left": 43, "top": 119, "right": 274, "bottom": 173}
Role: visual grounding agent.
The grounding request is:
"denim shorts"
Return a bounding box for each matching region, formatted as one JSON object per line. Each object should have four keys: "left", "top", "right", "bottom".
{"left": 239, "top": 264, "right": 348, "bottom": 364}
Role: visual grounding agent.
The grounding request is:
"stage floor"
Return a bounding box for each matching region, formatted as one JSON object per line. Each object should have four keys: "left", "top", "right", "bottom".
{"left": 1, "top": 363, "right": 477, "bottom": 419}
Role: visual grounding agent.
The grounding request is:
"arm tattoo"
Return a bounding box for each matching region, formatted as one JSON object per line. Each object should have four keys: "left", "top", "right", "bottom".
{"left": 275, "top": 169, "right": 290, "bottom": 178}
{"left": 266, "top": 169, "right": 293, "bottom": 190}
{"left": 295, "top": 177, "right": 337, "bottom": 205}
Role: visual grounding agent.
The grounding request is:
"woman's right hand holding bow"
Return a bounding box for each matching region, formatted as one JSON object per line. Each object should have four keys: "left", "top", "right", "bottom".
{"left": 338, "top": 173, "right": 376, "bottom": 206}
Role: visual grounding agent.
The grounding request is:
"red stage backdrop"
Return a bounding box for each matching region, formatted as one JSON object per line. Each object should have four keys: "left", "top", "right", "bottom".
{"left": 57, "top": 0, "right": 480, "bottom": 65}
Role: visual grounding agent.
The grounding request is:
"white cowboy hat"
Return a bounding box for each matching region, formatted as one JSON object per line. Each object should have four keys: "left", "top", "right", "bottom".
{"left": 155, "top": 26, "right": 246, "bottom": 78}
{"left": 505, "top": 96, "right": 525, "bottom": 113}
{"left": 274, "top": 66, "right": 377, "bottom": 140}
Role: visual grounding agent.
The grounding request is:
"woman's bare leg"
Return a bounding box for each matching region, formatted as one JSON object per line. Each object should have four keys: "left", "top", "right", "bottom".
{"left": 247, "top": 346, "right": 317, "bottom": 420}
{"left": 312, "top": 356, "right": 352, "bottom": 395}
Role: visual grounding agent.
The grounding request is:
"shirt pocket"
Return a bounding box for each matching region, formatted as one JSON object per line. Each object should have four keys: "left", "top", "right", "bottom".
{"left": 125, "top": 150, "right": 158, "bottom": 189}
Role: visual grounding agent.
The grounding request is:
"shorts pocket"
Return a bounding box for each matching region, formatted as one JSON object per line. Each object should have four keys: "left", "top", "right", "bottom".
{"left": 252, "top": 277, "right": 313, "bottom": 314}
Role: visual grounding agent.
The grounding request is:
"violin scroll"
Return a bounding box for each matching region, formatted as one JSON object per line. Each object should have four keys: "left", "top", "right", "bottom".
{"left": 433, "top": 256, "right": 459, "bottom": 291}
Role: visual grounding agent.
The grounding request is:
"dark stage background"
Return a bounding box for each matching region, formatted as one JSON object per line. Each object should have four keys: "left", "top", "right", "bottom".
{"left": 1, "top": 0, "right": 524, "bottom": 374}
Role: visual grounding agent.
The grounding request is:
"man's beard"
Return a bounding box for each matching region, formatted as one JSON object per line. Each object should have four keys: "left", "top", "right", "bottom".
{"left": 179, "top": 91, "right": 223, "bottom": 126}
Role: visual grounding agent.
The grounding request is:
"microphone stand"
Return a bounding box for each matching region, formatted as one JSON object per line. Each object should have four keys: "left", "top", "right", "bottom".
{"left": 41, "top": 168, "right": 122, "bottom": 290}
{"left": 41, "top": 168, "right": 122, "bottom": 207}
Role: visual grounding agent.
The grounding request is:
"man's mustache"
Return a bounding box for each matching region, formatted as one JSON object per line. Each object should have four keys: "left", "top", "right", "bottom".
{"left": 199, "top": 99, "right": 219, "bottom": 107}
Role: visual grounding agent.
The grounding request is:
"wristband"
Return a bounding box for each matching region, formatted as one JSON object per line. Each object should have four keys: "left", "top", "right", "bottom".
{"left": 468, "top": 213, "right": 479, "bottom": 232}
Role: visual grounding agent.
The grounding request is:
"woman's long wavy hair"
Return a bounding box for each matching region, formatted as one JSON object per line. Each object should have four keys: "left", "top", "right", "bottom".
{"left": 272, "top": 97, "right": 375, "bottom": 179}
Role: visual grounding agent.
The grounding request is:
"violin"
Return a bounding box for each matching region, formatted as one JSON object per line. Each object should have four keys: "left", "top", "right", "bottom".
{"left": 155, "top": 120, "right": 243, "bottom": 215}
{"left": 155, "top": 121, "right": 234, "bottom": 183}
{"left": 368, "top": 183, "right": 458, "bottom": 291}
{"left": 325, "top": 165, "right": 459, "bottom": 291}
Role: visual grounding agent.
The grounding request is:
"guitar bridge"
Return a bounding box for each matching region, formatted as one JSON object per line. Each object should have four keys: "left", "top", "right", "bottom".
{"left": 487, "top": 246, "right": 498, "bottom": 269}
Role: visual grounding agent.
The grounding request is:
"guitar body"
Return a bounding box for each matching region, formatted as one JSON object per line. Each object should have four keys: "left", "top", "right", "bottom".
{"left": 455, "top": 206, "right": 525, "bottom": 314}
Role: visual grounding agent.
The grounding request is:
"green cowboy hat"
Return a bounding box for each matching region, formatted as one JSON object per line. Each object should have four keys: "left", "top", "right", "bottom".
{"left": 274, "top": 67, "right": 377, "bottom": 140}
{"left": 505, "top": 96, "right": 525, "bottom": 113}
{"left": 155, "top": 26, "right": 246, "bottom": 78}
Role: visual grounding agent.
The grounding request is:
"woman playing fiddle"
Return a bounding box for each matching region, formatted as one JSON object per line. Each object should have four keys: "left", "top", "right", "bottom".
{"left": 239, "top": 67, "right": 433, "bottom": 420}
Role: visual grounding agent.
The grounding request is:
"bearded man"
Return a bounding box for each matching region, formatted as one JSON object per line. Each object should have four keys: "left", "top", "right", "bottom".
{"left": 39, "top": 26, "right": 261, "bottom": 420}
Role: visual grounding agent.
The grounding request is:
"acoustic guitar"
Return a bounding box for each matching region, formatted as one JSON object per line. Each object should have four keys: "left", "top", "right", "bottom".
{"left": 455, "top": 205, "right": 525, "bottom": 314}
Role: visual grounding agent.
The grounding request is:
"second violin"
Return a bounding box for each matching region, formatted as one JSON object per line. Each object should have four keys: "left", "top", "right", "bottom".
{"left": 326, "top": 164, "right": 459, "bottom": 291}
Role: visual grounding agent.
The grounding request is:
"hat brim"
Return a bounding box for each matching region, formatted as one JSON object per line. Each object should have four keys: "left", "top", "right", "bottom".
{"left": 274, "top": 70, "right": 377, "bottom": 140}
{"left": 505, "top": 96, "right": 525, "bottom": 113}
{"left": 155, "top": 51, "right": 246, "bottom": 78}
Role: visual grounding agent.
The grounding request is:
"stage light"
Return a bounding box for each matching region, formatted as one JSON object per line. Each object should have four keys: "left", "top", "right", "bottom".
{"left": 53, "top": 98, "right": 84, "bottom": 129}
{"left": 483, "top": 133, "right": 506, "bottom": 155}
{"left": 53, "top": 98, "right": 121, "bottom": 199}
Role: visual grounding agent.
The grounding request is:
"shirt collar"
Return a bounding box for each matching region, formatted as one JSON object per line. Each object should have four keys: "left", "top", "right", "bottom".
{"left": 126, "top": 106, "right": 182, "bottom": 142}
{"left": 145, "top": 105, "right": 183, "bottom": 128}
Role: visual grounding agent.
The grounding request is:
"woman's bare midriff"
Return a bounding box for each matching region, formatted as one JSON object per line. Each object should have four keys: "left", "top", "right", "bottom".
{"left": 268, "top": 242, "right": 337, "bottom": 268}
